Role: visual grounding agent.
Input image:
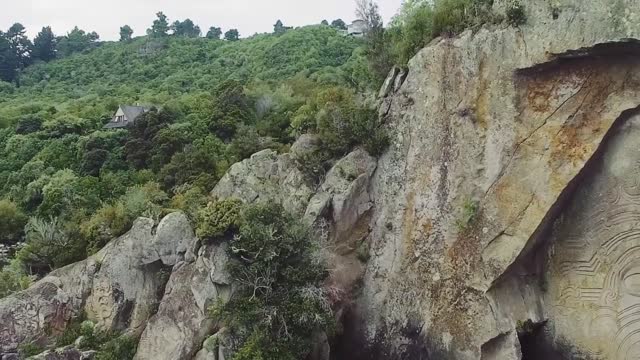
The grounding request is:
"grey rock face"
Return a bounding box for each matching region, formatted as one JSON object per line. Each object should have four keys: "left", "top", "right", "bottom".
{"left": 211, "top": 149, "right": 314, "bottom": 215}
{"left": 359, "top": 0, "right": 640, "bottom": 358}
{"left": 134, "top": 244, "right": 232, "bottom": 360}
{"left": 0, "top": 213, "right": 197, "bottom": 355}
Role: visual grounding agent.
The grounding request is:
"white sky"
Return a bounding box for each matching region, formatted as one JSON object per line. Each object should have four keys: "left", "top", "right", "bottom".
{"left": 1, "top": 0, "right": 403, "bottom": 41}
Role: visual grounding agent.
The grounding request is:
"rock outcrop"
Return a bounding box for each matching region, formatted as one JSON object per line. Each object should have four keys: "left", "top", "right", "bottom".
{"left": 356, "top": 0, "right": 640, "bottom": 359}
{"left": 0, "top": 213, "right": 197, "bottom": 356}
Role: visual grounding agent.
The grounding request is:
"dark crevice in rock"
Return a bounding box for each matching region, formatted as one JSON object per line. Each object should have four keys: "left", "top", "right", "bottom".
{"left": 516, "top": 40, "right": 640, "bottom": 74}
{"left": 517, "top": 322, "right": 566, "bottom": 360}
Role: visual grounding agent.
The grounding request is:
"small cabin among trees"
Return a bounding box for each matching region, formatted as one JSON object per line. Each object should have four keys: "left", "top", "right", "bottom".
{"left": 104, "top": 105, "right": 151, "bottom": 129}
{"left": 347, "top": 20, "right": 367, "bottom": 37}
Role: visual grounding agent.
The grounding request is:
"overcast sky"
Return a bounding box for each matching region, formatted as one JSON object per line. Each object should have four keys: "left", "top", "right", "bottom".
{"left": 1, "top": 0, "right": 403, "bottom": 41}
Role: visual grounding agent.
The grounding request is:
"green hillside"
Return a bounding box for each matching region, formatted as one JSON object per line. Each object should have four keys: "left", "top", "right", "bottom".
{"left": 0, "top": 24, "right": 387, "bottom": 286}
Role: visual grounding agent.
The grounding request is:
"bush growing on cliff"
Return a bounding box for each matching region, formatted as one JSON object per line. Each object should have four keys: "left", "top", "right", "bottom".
{"left": 0, "top": 199, "right": 28, "bottom": 244}
{"left": 196, "top": 198, "right": 243, "bottom": 241}
{"left": 211, "top": 203, "right": 333, "bottom": 360}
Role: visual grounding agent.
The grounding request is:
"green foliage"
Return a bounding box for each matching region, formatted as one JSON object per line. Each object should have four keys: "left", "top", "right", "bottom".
{"left": 196, "top": 198, "right": 242, "bottom": 241}
{"left": 331, "top": 19, "right": 347, "bottom": 30}
{"left": 81, "top": 182, "right": 168, "bottom": 253}
{"left": 33, "top": 26, "right": 57, "bottom": 62}
{"left": 206, "top": 27, "right": 223, "bottom": 40}
{"left": 225, "top": 29, "right": 240, "bottom": 41}
{"left": 506, "top": 1, "right": 527, "bottom": 26}
{"left": 456, "top": 198, "right": 479, "bottom": 230}
{"left": 55, "top": 317, "right": 136, "bottom": 360}
{"left": 149, "top": 12, "right": 170, "bottom": 37}
{"left": 0, "top": 199, "right": 27, "bottom": 243}
{"left": 57, "top": 26, "right": 99, "bottom": 57}
{"left": 17, "top": 216, "right": 85, "bottom": 271}
{"left": 172, "top": 19, "right": 201, "bottom": 38}
{"left": 18, "top": 342, "right": 44, "bottom": 357}
{"left": 119, "top": 25, "right": 134, "bottom": 42}
{"left": 0, "top": 25, "right": 372, "bottom": 276}
{"left": 213, "top": 203, "right": 333, "bottom": 360}
{"left": 0, "top": 260, "right": 32, "bottom": 298}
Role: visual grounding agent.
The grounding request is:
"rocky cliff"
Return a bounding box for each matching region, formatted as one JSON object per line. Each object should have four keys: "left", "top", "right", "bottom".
{"left": 359, "top": 0, "right": 640, "bottom": 359}
{"left": 2, "top": 0, "right": 640, "bottom": 359}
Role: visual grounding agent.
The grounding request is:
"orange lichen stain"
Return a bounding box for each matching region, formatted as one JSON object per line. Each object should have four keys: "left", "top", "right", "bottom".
{"left": 474, "top": 57, "right": 490, "bottom": 129}
{"left": 401, "top": 190, "right": 416, "bottom": 263}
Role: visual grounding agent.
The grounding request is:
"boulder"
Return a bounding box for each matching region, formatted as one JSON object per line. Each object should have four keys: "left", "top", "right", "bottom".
{"left": 290, "top": 134, "right": 322, "bottom": 161}
{"left": 211, "top": 149, "right": 314, "bottom": 215}
{"left": 0, "top": 213, "right": 197, "bottom": 355}
{"left": 134, "top": 244, "right": 232, "bottom": 360}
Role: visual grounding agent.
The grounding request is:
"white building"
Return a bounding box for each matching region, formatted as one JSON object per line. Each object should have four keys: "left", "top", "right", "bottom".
{"left": 347, "top": 19, "right": 367, "bottom": 37}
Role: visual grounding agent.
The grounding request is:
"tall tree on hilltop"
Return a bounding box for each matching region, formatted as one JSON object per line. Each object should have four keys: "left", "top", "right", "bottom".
{"left": 321, "top": 20, "right": 329, "bottom": 26}
{"left": 148, "top": 12, "right": 170, "bottom": 37}
{"left": 274, "top": 20, "right": 285, "bottom": 34}
{"left": 206, "top": 26, "right": 222, "bottom": 39}
{"left": 56, "top": 27, "right": 100, "bottom": 57}
{"left": 171, "top": 19, "right": 201, "bottom": 37}
{"left": 331, "top": 19, "right": 347, "bottom": 30}
{"left": 119, "top": 25, "right": 134, "bottom": 41}
{"left": 6, "top": 23, "right": 32, "bottom": 70}
{"left": 224, "top": 29, "right": 239, "bottom": 41}
{"left": 33, "top": 26, "right": 57, "bottom": 62}
{"left": 0, "top": 33, "right": 18, "bottom": 82}
{"left": 356, "top": 0, "right": 392, "bottom": 85}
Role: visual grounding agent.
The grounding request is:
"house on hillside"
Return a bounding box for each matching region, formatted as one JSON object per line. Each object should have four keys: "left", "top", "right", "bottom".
{"left": 347, "top": 20, "right": 367, "bottom": 37}
{"left": 104, "top": 105, "right": 152, "bottom": 129}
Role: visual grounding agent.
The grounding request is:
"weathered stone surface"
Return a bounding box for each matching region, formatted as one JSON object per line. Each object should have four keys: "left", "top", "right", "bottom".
{"left": 134, "top": 244, "right": 232, "bottom": 360}
{"left": 359, "top": 0, "right": 640, "bottom": 358}
{"left": 538, "top": 113, "right": 640, "bottom": 359}
{"left": 193, "top": 329, "right": 233, "bottom": 360}
{"left": 211, "top": 149, "right": 314, "bottom": 215}
{"left": 0, "top": 213, "right": 197, "bottom": 355}
{"left": 290, "top": 134, "right": 321, "bottom": 161}
{"left": 28, "top": 347, "right": 96, "bottom": 360}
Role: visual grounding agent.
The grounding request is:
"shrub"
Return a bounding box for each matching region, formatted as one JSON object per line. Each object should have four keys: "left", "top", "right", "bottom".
{"left": 196, "top": 198, "right": 243, "bottom": 241}
{"left": 16, "top": 217, "right": 86, "bottom": 271}
{"left": 81, "top": 182, "right": 168, "bottom": 254}
{"left": 0, "top": 199, "right": 28, "bottom": 244}
{"left": 18, "top": 342, "right": 44, "bottom": 357}
{"left": 506, "top": 1, "right": 527, "bottom": 26}
{"left": 212, "top": 203, "right": 333, "bottom": 360}
{"left": 0, "top": 261, "right": 32, "bottom": 298}
{"left": 95, "top": 335, "right": 137, "bottom": 360}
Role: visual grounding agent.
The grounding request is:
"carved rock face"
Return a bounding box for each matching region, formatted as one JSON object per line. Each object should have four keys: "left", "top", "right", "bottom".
{"left": 547, "top": 114, "right": 640, "bottom": 359}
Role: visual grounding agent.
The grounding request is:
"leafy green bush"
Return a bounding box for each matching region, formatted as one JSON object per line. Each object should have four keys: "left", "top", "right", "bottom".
{"left": 212, "top": 203, "right": 333, "bottom": 360}
{"left": 81, "top": 182, "right": 168, "bottom": 254}
{"left": 18, "top": 342, "right": 44, "bottom": 357}
{"left": 0, "top": 260, "right": 32, "bottom": 298}
{"left": 196, "top": 198, "right": 243, "bottom": 241}
{"left": 506, "top": 1, "right": 527, "bottom": 26}
{"left": 0, "top": 199, "right": 27, "bottom": 244}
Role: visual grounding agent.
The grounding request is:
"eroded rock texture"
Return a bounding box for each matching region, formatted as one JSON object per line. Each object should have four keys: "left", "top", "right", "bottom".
{"left": 358, "top": 0, "right": 640, "bottom": 358}
{"left": 0, "top": 213, "right": 197, "bottom": 355}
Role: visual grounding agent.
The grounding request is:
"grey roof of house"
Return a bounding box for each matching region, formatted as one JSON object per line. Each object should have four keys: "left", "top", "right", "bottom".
{"left": 104, "top": 105, "right": 151, "bottom": 129}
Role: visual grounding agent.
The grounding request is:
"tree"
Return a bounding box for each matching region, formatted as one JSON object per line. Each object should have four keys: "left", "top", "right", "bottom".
{"left": 32, "top": 27, "right": 56, "bottom": 62}
{"left": 356, "top": 0, "right": 392, "bottom": 85}
{"left": 0, "top": 33, "right": 18, "bottom": 82}
{"left": 274, "top": 20, "right": 285, "bottom": 34}
{"left": 5, "top": 23, "right": 32, "bottom": 73}
{"left": 224, "top": 29, "right": 240, "bottom": 41}
{"left": 321, "top": 20, "right": 329, "bottom": 26}
{"left": 331, "top": 19, "right": 347, "bottom": 30}
{"left": 148, "top": 12, "right": 169, "bottom": 37}
{"left": 206, "top": 26, "right": 222, "bottom": 39}
{"left": 56, "top": 27, "right": 100, "bottom": 57}
{"left": 119, "top": 25, "right": 133, "bottom": 41}
{"left": 171, "top": 19, "right": 201, "bottom": 37}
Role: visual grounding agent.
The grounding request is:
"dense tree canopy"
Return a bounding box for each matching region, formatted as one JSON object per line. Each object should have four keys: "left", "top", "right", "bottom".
{"left": 148, "top": 12, "right": 170, "bottom": 37}
{"left": 172, "top": 19, "right": 201, "bottom": 37}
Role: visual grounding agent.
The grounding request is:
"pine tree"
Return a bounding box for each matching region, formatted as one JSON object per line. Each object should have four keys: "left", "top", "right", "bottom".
{"left": 33, "top": 26, "right": 56, "bottom": 62}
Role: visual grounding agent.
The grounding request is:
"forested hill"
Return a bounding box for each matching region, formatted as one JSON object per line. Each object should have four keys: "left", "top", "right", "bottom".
{"left": 0, "top": 25, "right": 373, "bottom": 126}
{"left": 0, "top": 23, "right": 388, "bottom": 295}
